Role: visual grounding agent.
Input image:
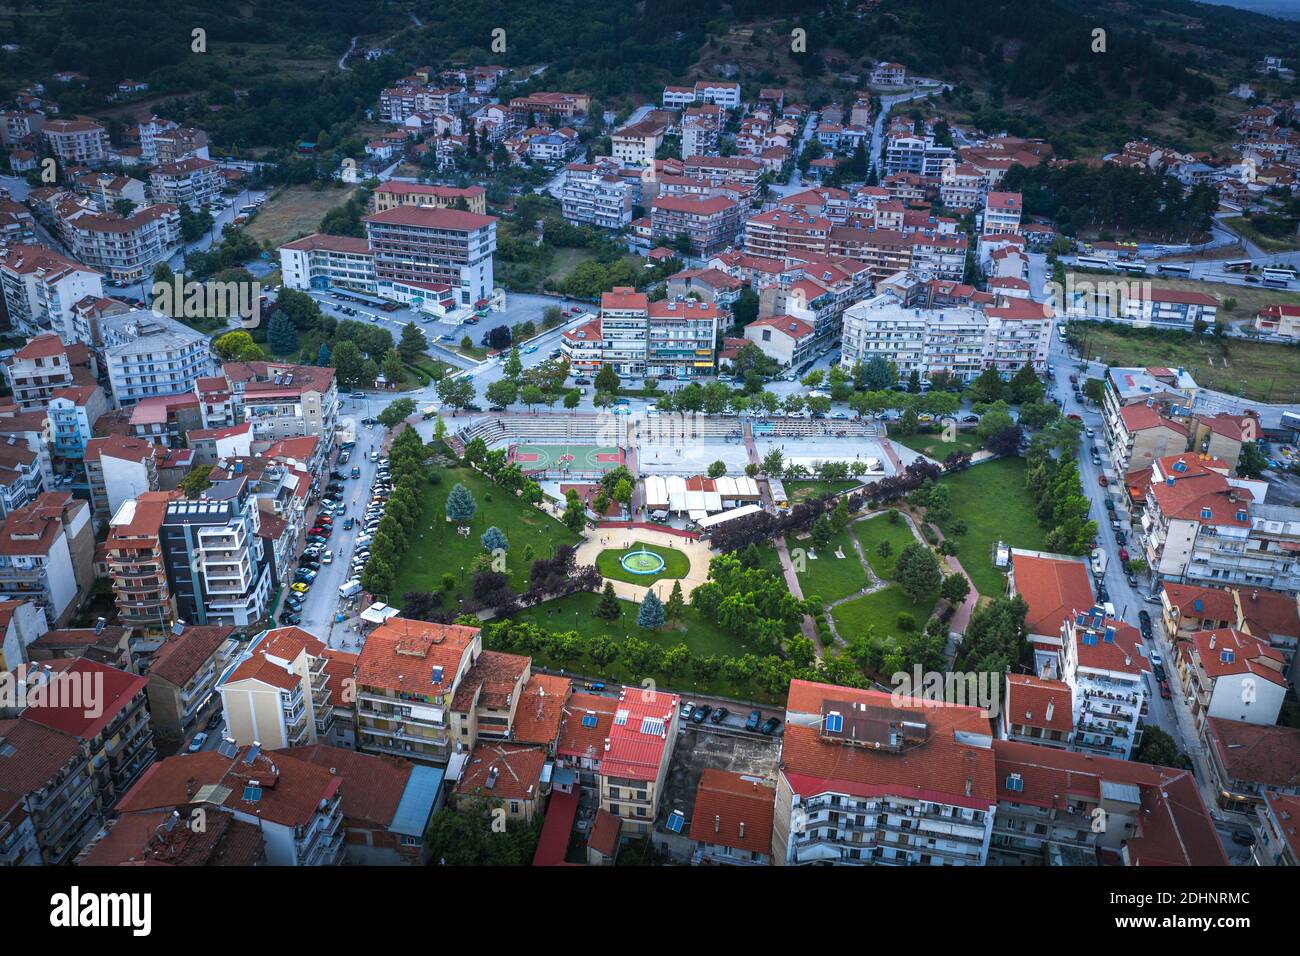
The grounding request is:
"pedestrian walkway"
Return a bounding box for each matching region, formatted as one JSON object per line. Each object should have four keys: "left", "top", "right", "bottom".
{"left": 573, "top": 525, "right": 713, "bottom": 603}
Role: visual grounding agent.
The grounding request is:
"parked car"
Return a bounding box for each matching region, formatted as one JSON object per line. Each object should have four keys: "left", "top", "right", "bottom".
{"left": 746, "top": 709, "right": 762, "bottom": 731}
{"left": 1158, "top": 679, "right": 1171, "bottom": 699}
{"left": 206, "top": 710, "right": 224, "bottom": 731}
{"left": 709, "top": 707, "right": 729, "bottom": 724}
{"left": 279, "top": 611, "right": 301, "bottom": 626}
{"left": 1138, "top": 610, "right": 1152, "bottom": 636}
{"left": 690, "top": 704, "right": 712, "bottom": 723}
{"left": 188, "top": 732, "right": 208, "bottom": 753}
{"left": 1231, "top": 829, "right": 1257, "bottom": 847}
{"left": 1097, "top": 474, "right": 1108, "bottom": 486}
{"left": 1118, "top": 547, "right": 1129, "bottom": 562}
{"left": 760, "top": 717, "right": 782, "bottom": 735}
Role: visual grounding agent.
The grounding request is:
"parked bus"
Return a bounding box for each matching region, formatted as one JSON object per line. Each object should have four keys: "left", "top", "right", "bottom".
{"left": 1074, "top": 256, "right": 1112, "bottom": 270}
{"left": 1262, "top": 277, "right": 1291, "bottom": 288}
{"left": 1223, "top": 259, "right": 1252, "bottom": 272}
{"left": 1261, "top": 267, "right": 1298, "bottom": 282}
{"left": 1119, "top": 262, "right": 1148, "bottom": 275}
{"left": 1157, "top": 263, "right": 1192, "bottom": 274}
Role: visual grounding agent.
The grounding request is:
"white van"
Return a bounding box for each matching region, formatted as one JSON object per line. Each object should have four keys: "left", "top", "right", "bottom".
{"left": 338, "top": 579, "right": 363, "bottom": 599}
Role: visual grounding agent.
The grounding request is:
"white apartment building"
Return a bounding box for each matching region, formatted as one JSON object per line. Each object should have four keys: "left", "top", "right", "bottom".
{"left": 840, "top": 292, "right": 1053, "bottom": 383}
{"left": 61, "top": 203, "right": 181, "bottom": 283}
{"left": 982, "top": 191, "right": 1022, "bottom": 235}
{"left": 82, "top": 435, "right": 159, "bottom": 525}
{"left": 278, "top": 234, "right": 376, "bottom": 295}
{"left": 99, "top": 309, "right": 215, "bottom": 407}
{"left": 0, "top": 245, "right": 104, "bottom": 342}
{"left": 365, "top": 205, "right": 497, "bottom": 309}
{"left": 694, "top": 81, "right": 741, "bottom": 109}
{"left": 1059, "top": 609, "right": 1148, "bottom": 761}
{"left": 223, "top": 362, "right": 339, "bottom": 446}
{"left": 0, "top": 492, "right": 93, "bottom": 626}
{"left": 1, "top": 334, "right": 84, "bottom": 410}
{"left": 596, "top": 287, "right": 650, "bottom": 376}
{"left": 560, "top": 164, "right": 634, "bottom": 230}
{"left": 41, "top": 118, "right": 108, "bottom": 165}
{"left": 148, "top": 157, "right": 220, "bottom": 209}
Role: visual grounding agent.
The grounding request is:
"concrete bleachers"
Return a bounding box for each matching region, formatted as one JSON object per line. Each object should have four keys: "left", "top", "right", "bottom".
{"left": 635, "top": 412, "right": 744, "bottom": 445}
{"left": 755, "top": 417, "right": 880, "bottom": 439}
{"left": 458, "top": 414, "right": 623, "bottom": 449}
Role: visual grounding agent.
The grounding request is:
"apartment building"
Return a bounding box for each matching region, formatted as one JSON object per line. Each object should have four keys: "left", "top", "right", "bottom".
{"left": 839, "top": 291, "right": 1053, "bottom": 384}
{"left": 0, "top": 245, "right": 104, "bottom": 342}
{"left": 148, "top": 157, "right": 220, "bottom": 209}
{"left": 1254, "top": 303, "right": 1300, "bottom": 336}
{"left": 454, "top": 742, "right": 549, "bottom": 821}
{"left": 278, "top": 233, "right": 376, "bottom": 295}
{"left": 745, "top": 208, "right": 833, "bottom": 260}
{"left": 354, "top": 618, "right": 482, "bottom": 764}
{"left": 99, "top": 309, "right": 215, "bottom": 407}
{"left": 16, "top": 657, "right": 155, "bottom": 813}
{"left": 0, "top": 334, "right": 95, "bottom": 411}
{"left": 883, "top": 130, "right": 953, "bottom": 177}
{"left": 46, "top": 384, "right": 108, "bottom": 459}
{"left": 681, "top": 105, "right": 723, "bottom": 158}
{"left": 0, "top": 492, "right": 93, "bottom": 626}
{"left": 651, "top": 195, "right": 743, "bottom": 256}
{"left": 592, "top": 286, "right": 649, "bottom": 375}
{"left": 1140, "top": 453, "right": 1300, "bottom": 592}
{"left": 221, "top": 361, "right": 339, "bottom": 447}
{"left": 368, "top": 181, "right": 487, "bottom": 216}
{"left": 1256, "top": 791, "right": 1300, "bottom": 866}
{"left": 0, "top": 411, "right": 56, "bottom": 488}
{"left": 773, "top": 681, "right": 997, "bottom": 866}
{"left": 83, "top": 435, "right": 159, "bottom": 525}
{"left": 105, "top": 491, "right": 178, "bottom": 632}
{"left": 1188, "top": 412, "right": 1257, "bottom": 471}
{"left": 560, "top": 162, "right": 635, "bottom": 230}
{"left": 1175, "top": 627, "right": 1287, "bottom": 729}
{"left": 60, "top": 203, "right": 181, "bottom": 283}
{"left": 990, "top": 739, "right": 1226, "bottom": 865}
{"left": 1203, "top": 718, "right": 1300, "bottom": 814}
{"left": 693, "top": 80, "right": 741, "bottom": 109}
{"left": 597, "top": 687, "right": 680, "bottom": 838}
{"left": 365, "top": 205, "right": 497, "bottom": 308}
{"left": 1000, "top": 673, "right": 1073, "bottom": 748}
{"left": 646, "top": 297, "right": 720, "bottom": 378}
{"left": 0, "top": 443, "right": 45, "bottom": 520}
{"left": 1102, "top": 367, "right": 1199, "bottom": 443}
{"left": 507, "top": 92, "right": 590, "bottom": 123}
{"left": 744, "top": 314, "right": 817, "bottom": 368}
{"left": 115, "top": 744, "right": 344, "bottom": 865}
{"left": 219, "top": 626, "right": 334, "bottom": 750}
{"left": 286, "top": 744, "right": 442, "bottom": 864}
{"left": 688, "top": 769, "right": 776, "bottom": 866}
{"left": 1058, "top": 607, "right": 1148, "bottom": 760}
{"left": 159, "top": 477, "right": 273, "bottom": 627}
{"left": 612, "top": 120, "right": 668, "bottom": 168}
{"left": 138, "top": 118, "right": 209, "bottom": 165}
{"left": 559, "top": 316, "right": 605, "bottom": 374}
{"left": 1103, "top": 402, "right": 1191, "bottom": 478}
{"left": 684, "top": 155, "right": 762, "bottom": 186}
{"left": 1007, "top": 548, "right": 1095, "bottom": 677}
{"left": 982, "top": 191, "right": 1022, "bottom": 235}
{"left": 41, "top": 118, "right": 108, "bottom": 165}
{"left": 0, "top": 718, "right": 100, "bottom": 863}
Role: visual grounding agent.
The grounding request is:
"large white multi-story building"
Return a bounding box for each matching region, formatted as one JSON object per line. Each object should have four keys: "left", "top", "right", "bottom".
{"left": 560, "top": 162, "right": 635, "bottom": 230}
{"left": 99, "top": 309, "right": 216, "bottom": 407}
{"left": 148, "top": 157, "right": 220, "bottom": 209}
{"left": 278, "top": 234, "right": 376, "bottom": 295}
{"left": 41, "top": 118, "right": 108, "bottom": 166}
{"left": 60, "top": 203, "right": 181, "bottom": 283}
{"left": 0, "top": 245, "right": 104, "bottom": 342}
{"left": 1059, "top": 608, "right": 1149, "bottom": 761}
{"left": 840, "top": 287, "right": 1053, "bottom": 383}
{"left": 364, "top": 206, "right": 497, "bottom": 309}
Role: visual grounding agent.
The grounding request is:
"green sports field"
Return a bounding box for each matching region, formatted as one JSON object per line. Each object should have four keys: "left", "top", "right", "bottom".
{"left": 509, "top": 443, "right": 624, "bottom": 477}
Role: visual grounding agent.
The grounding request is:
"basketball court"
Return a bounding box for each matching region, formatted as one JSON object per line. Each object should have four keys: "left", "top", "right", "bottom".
{"left": 509, "top": 443, "right": 625, "bottom": 479}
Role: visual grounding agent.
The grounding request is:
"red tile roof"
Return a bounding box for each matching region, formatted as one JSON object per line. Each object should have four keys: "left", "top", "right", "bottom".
{"left": 364, "top": 205, "right": 495, "bottom": 232}
{"left": 687, "top": 769, "right": 775, "bottom": 855}
{"left": 285, "top": 744, "right": 414, "bottom": 828}
{"left": 782, "top": 681, "right": 997, "bottom": 809}
{"left": 1010, "top": 551, "right": 1094, "bottom": 638}
{"left": 1205, "top": 718, "right": 1300, "bottom": 790}
{"left": 511, "top": 673, "right": 572, "bottom": 746}
{"left": 1263, "top": 791, "right": 1300, "bottom": 860}
{"left": 1187, "top": 628, "right": 1286, "bottom": 686}
{"left": 147, "top": 626, "right": 234, "bottom": 687}
{"left": 356, "top": 617, "right": 479, "bottom": 697}
{"left": 992, "top": 739, "right": 1226, "bottom": 866}
{"left": 1119, "top": 403, "right": 1189, "bottom": 435}
{"left": 80, "top": 808, "right": 265, "bottom": 866}
{"left": 601, "top": 688, "right": 679, "bottom": 782}
{"left": 18, "top": 658, "right": 147, "bottom": 741}
{"left": 454, "top": 743, "right": 547, "bottom": 801}
{"left": 1004, "top": 674, "right": 1073, "bottom": 733}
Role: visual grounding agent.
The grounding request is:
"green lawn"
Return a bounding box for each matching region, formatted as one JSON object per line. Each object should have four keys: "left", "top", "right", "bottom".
{"left": 792, "top": 528, "right": 870, "bottom": 604}
{"left": 852, "top": 515, "right": 922, "bottom": 580}
{"left": 595, "top": 541, "right": 691, "bottom": 585}
{"left": 500, "top": 591, "right": 779, "bottom": 701}
{"left": 784, "top": 480, "right": 860, "bottom": 504}
{"left": 892, "top": 428, "right": 984, "bottom": 459}
{"left": 938, "top": 457, "right": 1048, "bottom": 597}
{"left": 391, "top": 467, "right": 581, "bottom": 596}
{"left": 831, "top": 584, "right": 939, "bottom": 649}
